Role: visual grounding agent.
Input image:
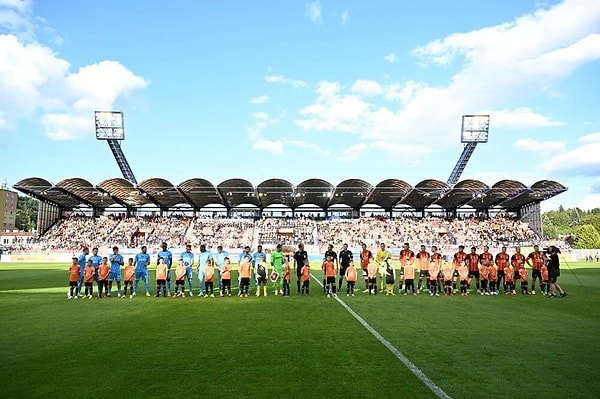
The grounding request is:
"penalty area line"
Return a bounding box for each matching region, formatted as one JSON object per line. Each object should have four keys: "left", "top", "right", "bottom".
{"left": 310, "top": 273, "right": 452, "bottom": 399}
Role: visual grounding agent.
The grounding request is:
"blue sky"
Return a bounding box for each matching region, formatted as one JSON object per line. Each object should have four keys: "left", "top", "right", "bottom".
{"left": 1, "top": 0, "right": 599, "bottom": 211}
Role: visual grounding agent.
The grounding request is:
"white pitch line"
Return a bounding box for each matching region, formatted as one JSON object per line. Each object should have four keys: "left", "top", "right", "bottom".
{"left": 311, "top": 273, "right": 452, "bottom": 399}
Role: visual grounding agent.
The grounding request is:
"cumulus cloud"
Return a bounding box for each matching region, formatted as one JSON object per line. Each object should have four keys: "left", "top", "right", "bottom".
{"left": 514, "top": 138, "right": 566, "bottom": 154}
{"left": 250, "top": 95, "right": 270, "bottom": 105}
{"left": 294, "top": 0, "right": 600, "bottom": 161}
{"left": 541, "top": 133, "right": 600, "bottom": 176}
{"left": 383, "top": 53, "right": 396, "bottom": 63}
{"left": 253, "top": 138, "right": 283, "bottom": 154}
{"left": 265, "top": 73, "right": 307, "bottom": 88}
{"left": 0, "top": 4, "right": 149, "bottom": 141}
{"left": 305, "top": 1, "right": 322, "bottom": 23}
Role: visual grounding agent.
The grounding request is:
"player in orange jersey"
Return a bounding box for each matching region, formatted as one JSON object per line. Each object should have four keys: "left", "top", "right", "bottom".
{"left": 526, "top": 245, "right": 545, "bottom": 295}
{"left": 540, "top": 264, "right": 549, "bottom": 295}
{"left": 367, "top": 256, "right": 378, "bottom": 295}
{"left": 220, "top": 257, "right": 232, "bottom": 297}
{"left": 122, "top": 258, "right": 135, "bottom": 298}
{"left": 282, "top": 259, "right": 291, "bottom": 296}
{"left": 97, "top": 257, "right": 110, "bottom": 298}
{"left": 504, "top": 265, "right": 516, "bottom": 295}
{"left": 68, "top": 257, "right": 80, "bottom": 299}
{"left": 428, "top": 259, "right": 441, "bottom": 297}
{"left": 453, "top": 245, "right": 467, "bottom": 293}
{"left": 398, "top": 243, "right": 415, "bottom": 294}
{"left": 511, "top": 247, "right": 526, "bottom": 293}
{"left": 359, "top": 243, "right": 372, "bottom": 293}
{"left": 345, "top": 261, "right": 357, "bottom": 297}
{"left": 495, "top": 246, "right": 510, "bottom": 293}
{"left": 174, "top": 259, "right": 187, "bottom": 297}
{"left": 466, "top": 246, "right": 480, "bottom": 293}
{"left": 479, "top": 246, "right": 494, "bottom": 295}
{"left": 403, "top": 260, "right": 417, "bottom": 296}
{"left": 488, "top": 263, "right": 498, "bottom": 295}
{"left": 202, "top": 259, "right": 215, "bottom": 298}
{"left": 430, "top": 246, "right": 443, "bottom": 296}
{"left": 300, "top": 259, "right": 311, "bottom": 296}
{"left": 441, "top": 263, "right": 453, "bottom": 296}
{"left": 458, "top": 261, "right": 469, "bottom": 296}
{"left": 323, "top": 254, "right": 337, "bottom": 298}
{"left": 416, "top": 245, "right": 430, "bottom": 294}
{"left": 83, "top": 260, "right": 95, "bottom": 299}
{"left": 519, "top": 268, "right": 529, "bottom": 295}
{"left": 156, "top": 258, "right": 168, "bottom": 297}
{"left": 238, "top": 255, "right": 252, "bottom": 297}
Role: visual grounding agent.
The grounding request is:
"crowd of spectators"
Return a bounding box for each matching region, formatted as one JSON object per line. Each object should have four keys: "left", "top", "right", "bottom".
{"left": 187, "top": 218, "right": 254, "bottom": 249}
{"left": 316, "top": 215, "right": 539, "bottom": 252}
{"left": 255, "top": 217, "right": 316, "bottom": 246}
{"left": 21, "top": 214, "right": 545, "bottom": 254}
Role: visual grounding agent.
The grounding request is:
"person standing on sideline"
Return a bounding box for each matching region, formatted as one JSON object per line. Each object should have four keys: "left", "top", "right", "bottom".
{"left": 338, "top": 243, "right": 353, "bottom": 292}
{"left": 108, "top": 246, "right": 124, "bottom": 297}
{"left": 133, "top": 245, "right": 151, "bottom": 297}
{"left": 214, "top": 245, "right": 229, "bottom": 296}
{"left": 157, "top": 242, "right": 173, "bottom": 296}
{"left": 547, "top": 246, "right": 567, "bottom": 299}
{"left": 293, "top": 243, "right": 308, "bottom": 294}
{"left": 196, "top": 244, "right": 213, "bottom": 297}
{"left": 180, "top": 244, "right": 195, "bottom": 297}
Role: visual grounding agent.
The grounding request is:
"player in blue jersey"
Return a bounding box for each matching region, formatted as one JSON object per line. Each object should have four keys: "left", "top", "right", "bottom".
{"left": 133, "top": 245, "right": 151, "bottom": 296}
{"left": 108, "top": 246, "right": 124, "bottom": 297}
{"left": 196, "top": 244, "right": 213, "bottom": 296}
{"left": 89, "top": 247, "right": 103, "bottom": 293}
{"left": 213, "top": 245, "right": 229, "bottom": 296}
{"left": 252, "top": 244, "right": 266, "bottom": 290}
{"left": 76, "top": 247, "right": 89, "bottom": 297}
{"left": 180, "top": 244, "right": 195, "bottom": 296}
{"left": 156, "top": 242, "right": 173, "bottom": 296}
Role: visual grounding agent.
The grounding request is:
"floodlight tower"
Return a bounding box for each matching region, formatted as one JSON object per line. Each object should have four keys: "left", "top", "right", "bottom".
{"left": 94, "top": 111, "right": 138, "bottom": 184}
{"left": 446, "top": 115, "right": 490, "bottom": 185}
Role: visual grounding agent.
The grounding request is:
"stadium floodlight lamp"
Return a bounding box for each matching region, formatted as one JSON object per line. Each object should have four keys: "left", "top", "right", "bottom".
{"left": 460, "top": 115, "right": 490, "bottom": 143}
{"left": 95, "top": 111, "right": 125, "bottom": 140}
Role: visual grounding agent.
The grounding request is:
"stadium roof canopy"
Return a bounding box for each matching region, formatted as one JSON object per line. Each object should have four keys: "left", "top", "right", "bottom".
{"left": 13, "top": 177, "right": 567, "bottom": 213}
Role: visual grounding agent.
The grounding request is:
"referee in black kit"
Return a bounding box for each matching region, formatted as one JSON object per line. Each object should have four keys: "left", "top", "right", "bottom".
{"left": 547, "top": 246, "right": 568, "bottom": 299}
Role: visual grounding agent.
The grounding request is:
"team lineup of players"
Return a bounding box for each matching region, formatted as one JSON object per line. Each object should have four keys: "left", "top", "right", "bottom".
{"left": 67, "top": 241, "right": 566, "bottom": 300}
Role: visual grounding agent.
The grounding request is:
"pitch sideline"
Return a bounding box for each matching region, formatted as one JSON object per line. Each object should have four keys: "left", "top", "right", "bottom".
{"left": 311, "top": 273, "right": 452, "bottom": 399}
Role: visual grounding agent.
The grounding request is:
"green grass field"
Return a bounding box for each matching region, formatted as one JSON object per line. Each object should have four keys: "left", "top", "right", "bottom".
{"left": 1, "top": 261, "right": 600, "bottom": 399}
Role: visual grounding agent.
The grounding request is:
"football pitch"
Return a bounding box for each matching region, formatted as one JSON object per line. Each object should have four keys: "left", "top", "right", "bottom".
{"left": 1, "top": 261, "right": 599, "bottom": 399}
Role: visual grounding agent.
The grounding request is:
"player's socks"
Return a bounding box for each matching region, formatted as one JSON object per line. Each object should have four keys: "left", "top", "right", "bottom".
{"left": 297, "top": 280, "right": 301, "bottom": 293}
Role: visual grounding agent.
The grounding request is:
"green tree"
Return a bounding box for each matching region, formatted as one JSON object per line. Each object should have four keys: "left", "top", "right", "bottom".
{"left": 574, "top": 224, "right": 600, "bottom": 249}
{"left": 15, "top": 195, "right": 38, "bottom": 232}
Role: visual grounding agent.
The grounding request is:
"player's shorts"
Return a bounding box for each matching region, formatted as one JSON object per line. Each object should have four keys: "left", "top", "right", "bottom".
{"left": 549, "top": 274, "right": 558, "bottom": 284}
{"left": 156, "top": 279, "right": 166, "bottom": 285}
{"left": 419, "top": 270, "right": 430, "bottom": 278}
{"left": 444, "top": 280, "right": 452, "bottom": 286}
{"left": 452, "top": 270, "right": 459, "bottom": 278}
{"left": 240, "top": 277, "right": 250, "bottom": 286}
{"left": 99, "top": 279, "right": 108, "bottom": 285}
{"left": 404, "top": 278, "right": 414, "bottom": 285}
{"left": 513, "top": 271, "right": 520, "bottom": 280}
{"left": 386, "top": 275, "right": 395, "bottom": 285}
{"left": 124, "top": 279, "right": 133, "bottom": 284}
{"left": 532, "top": 269, "right": 542, "bottom": 279}
{"left": 367, "top": 277, "right": 376, "bottom": 285}
{"left": 468, "top": 270, "right": 480, "bottom": 279}
{"left": 326, "top": 276, "right": 336, "bottom": 285}
{"left": 109, "top": 270, "right": 121, "bottom": 282}
{"left": 135, "top": 271, "right": 148, "bottom": 280}
{"left": 339, "top": 266, "right": 348, "bottom": 276}
{"left": 257, "top": 276, "right": 267, "bottom": 284}
{"left": 497, "top": 270, "right": 505, "bottom": 277}
{"left": 69, "top": 280, "right": 78, "bottom": 287}
{"left": 222, "top": 279, "right": 231, "bottom": 287}
{"left": 175, "top": 279, "right": 184, "bottom": 286}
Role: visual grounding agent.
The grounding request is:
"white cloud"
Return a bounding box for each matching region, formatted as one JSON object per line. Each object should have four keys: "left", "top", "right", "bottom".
{"left": 0, "top": 6, "right": 149, "bottom": 141}
{"left": 514, "top": 138, "right": 566, "bottom": 153}
{"left": 351, "top": 79, "right": 383, "bottom": 97}
{"left": 305, "top": 1, "right": 322, "bottom": 23}
{"left": 577, "top": 194, "right": 600, "bottom": 211}
{"left": 294, "top": 0, "right": 600, "bottom": 163}
{"left": 340, "top": 9, "right": 349, "bottom": 26}
{"left": 250, "top": 95, "right": 270, "bottom": 105}
{"left": 0, "top": 0, "right": 33, "bottom": 35}
{"left": 253, "top": 138, "right": 283, "bottom": 154}
{"left": 252, "top": 111, "right": 269, "bottom": 120}
{"left": 285, "top": 139, "right": 330, "bottom": 156}
{"left": 383, "top": 53, "right": 396, "bottom": 63}
{"left": 265, "top": 73, "right": 307, "bottom": 88}
{"left": 541, "top": 136, "right": 600, "bottom": 176}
